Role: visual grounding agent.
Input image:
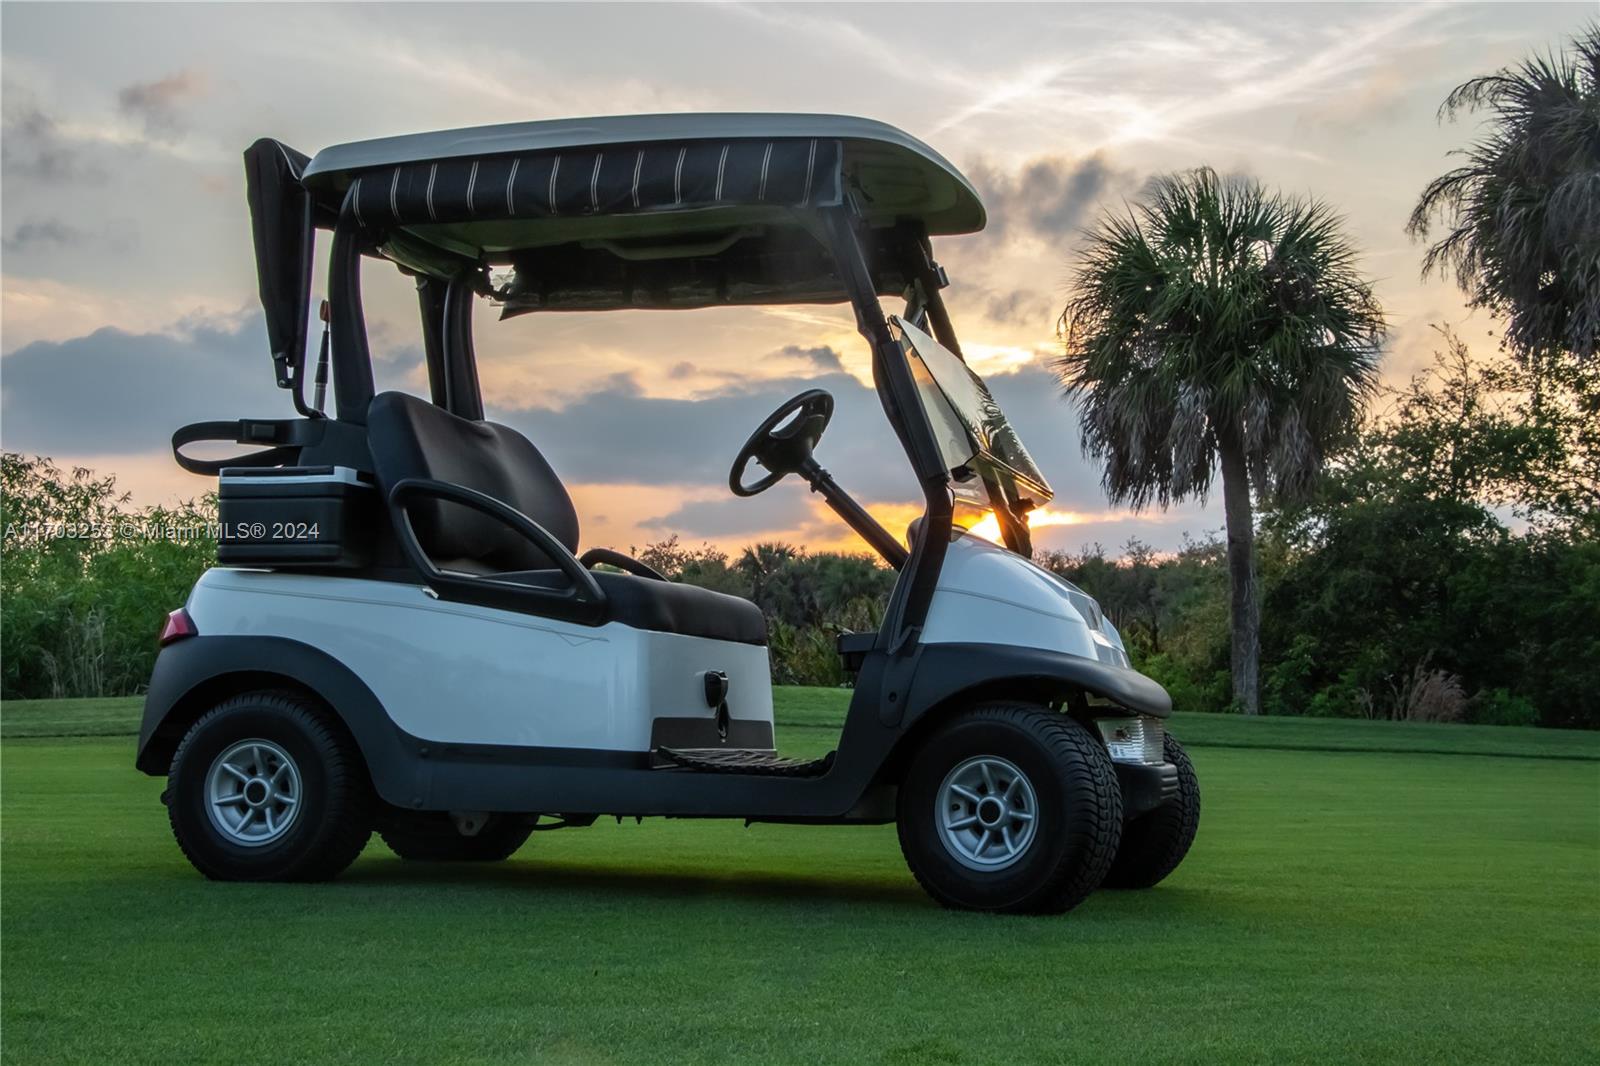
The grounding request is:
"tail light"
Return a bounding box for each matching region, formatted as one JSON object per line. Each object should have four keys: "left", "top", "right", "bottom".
{"left": 159, "top": 608, "right": 198, "bottom": 646}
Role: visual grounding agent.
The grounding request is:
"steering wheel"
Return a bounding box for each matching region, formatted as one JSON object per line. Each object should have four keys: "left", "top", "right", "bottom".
{"left": 728, "top": 389, "right": 835, "bottom": 497}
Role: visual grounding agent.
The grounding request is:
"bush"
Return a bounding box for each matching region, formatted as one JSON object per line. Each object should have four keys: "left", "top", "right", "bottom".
{"left": 1135, "top": 652, "right": 1230, "bottom": 715}
{"left": 2, "top": 455, "right": 216, "bottom": 699}
{"left": 1471, "top": 688, "right": 1540, "bottom": 728}
{"left": 1306, "top": 672, "right": 1373, "bottom": 719}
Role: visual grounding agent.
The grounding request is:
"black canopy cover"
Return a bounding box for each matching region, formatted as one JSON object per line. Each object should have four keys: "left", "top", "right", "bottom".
{"left": 243, "top": 138, "right": 316, "bottom": 387}
{"left": 341, "top": 135, "right": 865, "bottom": 311}
{"left": 346, "top": 136, "right": 845, "bottom": 232}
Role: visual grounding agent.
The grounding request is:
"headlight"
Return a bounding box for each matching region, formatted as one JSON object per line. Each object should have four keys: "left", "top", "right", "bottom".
{"left": 1050, "top": 577, "right": 1131, "bottom": 668}
{"left": 1096, "top": 716, "right": 1165, "bottom": 765}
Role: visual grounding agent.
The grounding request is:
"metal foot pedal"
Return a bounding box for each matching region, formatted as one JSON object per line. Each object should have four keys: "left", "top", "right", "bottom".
{"left": 653, "top": 747, "right": 836, "bottom": 778}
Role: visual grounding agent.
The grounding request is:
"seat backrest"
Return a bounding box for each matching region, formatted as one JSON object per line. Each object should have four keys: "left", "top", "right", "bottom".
{"left": 368, "top": 391, "right": 579, "bottom": 573}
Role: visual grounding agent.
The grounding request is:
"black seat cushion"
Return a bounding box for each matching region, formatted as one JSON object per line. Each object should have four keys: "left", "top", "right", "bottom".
{"left": 369, "top": 391, "right": 579, "bottom": 572}
{"left": 594, "top": 573, "right": 767, "bottom": 645}
{"left": 491, "top": 569, "right": 768, "bottom": 646}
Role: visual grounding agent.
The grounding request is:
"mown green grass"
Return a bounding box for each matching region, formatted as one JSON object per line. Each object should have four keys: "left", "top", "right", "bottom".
{"left": 2, "top": 693, "right": 1597, "bottom": 1065}
{"left": 11, "top": 688, "right": 1600, "bottom": 761}
{"left": 0, "top": 696, "right": 146, "bottom": 738}
{"left": 775, "top": 687, "right": 1600, "bottom": 761}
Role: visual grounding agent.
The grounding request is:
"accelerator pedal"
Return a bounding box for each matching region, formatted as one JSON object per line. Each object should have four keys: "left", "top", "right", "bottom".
{"left": 653, "top": 747, "right": 836, "bottom": 778}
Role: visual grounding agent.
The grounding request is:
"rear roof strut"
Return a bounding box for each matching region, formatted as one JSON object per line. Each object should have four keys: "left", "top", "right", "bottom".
{"left": 326, "top": 186, "right": 377, "bottom": 424}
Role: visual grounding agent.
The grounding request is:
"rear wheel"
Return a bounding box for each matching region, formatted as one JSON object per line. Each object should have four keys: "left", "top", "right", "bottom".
{"left": 1103, "top": 734, "right": 1200, "bottom": 889}
{"left": 167, "top": 690, "right": 373, "bottom": 881}
{"left": 896, "top": 703, "right": 1123, "bottom": 914}
{"left": 380, "top": 814, "right": 532, "bottom": 862}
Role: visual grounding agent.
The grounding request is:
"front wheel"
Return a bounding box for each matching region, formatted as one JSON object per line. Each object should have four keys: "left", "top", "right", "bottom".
{"left": 896, "top": 704, "right": 1123, "bottom": 914}
{"left": 166, "top": 690, "right": 373, "bottom": 881}
{"left": 1102, "top": 734, "right": 1200, "bottom": 889}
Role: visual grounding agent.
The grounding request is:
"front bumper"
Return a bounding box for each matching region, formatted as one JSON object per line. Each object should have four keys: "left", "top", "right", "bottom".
{"left": 1115, "top": 761, "right": 1181, "bottom": 818}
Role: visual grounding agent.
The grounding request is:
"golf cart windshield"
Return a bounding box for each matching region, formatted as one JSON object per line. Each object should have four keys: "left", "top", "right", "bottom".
{"left": 888, "top": 316, "right": 1053, "bottom": 528}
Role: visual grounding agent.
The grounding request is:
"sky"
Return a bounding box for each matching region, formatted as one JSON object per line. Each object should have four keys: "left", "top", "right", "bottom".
{"left": 1, "top": 1, "right": 1590, "bottom": 558}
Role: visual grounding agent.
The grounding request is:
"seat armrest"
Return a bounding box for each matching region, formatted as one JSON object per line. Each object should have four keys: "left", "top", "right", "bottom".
{"left": 388, "top": 477, "right": 607, "bottom": 624}
{"left": 579, "top": 547, "right": 667, "bottom": 581}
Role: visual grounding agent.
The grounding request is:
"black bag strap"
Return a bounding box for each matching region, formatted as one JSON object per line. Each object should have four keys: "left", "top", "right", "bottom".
{"left": 171, "top": 419, "right": 321, "bottom": 476}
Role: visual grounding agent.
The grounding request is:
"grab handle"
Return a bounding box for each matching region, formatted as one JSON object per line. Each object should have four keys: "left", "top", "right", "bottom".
{"left": 170, "top": 419, "right": 319, "bottom": 476}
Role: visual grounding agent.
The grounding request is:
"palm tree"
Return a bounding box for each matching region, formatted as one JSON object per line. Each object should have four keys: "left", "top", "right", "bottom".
{"left": 1058, "top": 168, "right": 1385, "bottom": 714}
{"left": 1409, "top": 23, "right": 1600, "bottom": 366}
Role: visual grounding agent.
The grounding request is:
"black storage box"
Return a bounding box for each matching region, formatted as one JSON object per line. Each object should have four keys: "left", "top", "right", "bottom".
{"left": 217, "top": 466, "right": 377, "bottom": 568}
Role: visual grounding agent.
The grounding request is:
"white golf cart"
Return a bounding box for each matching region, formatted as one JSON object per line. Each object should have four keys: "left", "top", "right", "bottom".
{"left": 138, "top": 114, "right": 1199, "bottom": 913}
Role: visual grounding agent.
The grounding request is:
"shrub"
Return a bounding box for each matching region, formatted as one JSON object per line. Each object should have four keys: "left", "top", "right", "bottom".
{"left": 1, "top": 455, "right": 216, "bottom": 699}
{"left": 1395, "top": 666, "right": 1467, "bottom": 723}
{"left": 1471, "top": 688, "right": 1540, "bottom": 728}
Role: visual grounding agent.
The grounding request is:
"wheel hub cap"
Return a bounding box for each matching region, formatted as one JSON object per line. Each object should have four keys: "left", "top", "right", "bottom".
{"left": 205, "top": 739, "right": 301, "bottom": 847}
{"left": 935, "top": 755, "right": 1039, "bottom": 872}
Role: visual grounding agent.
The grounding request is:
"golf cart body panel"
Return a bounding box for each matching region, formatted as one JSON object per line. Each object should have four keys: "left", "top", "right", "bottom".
{"left": 923, "top": 535, "right": 1140, "bottom": 677}
{"left": 898, "top": 642, "right": 1172, "bottom": 722}
{"left": 169, "top": 567, "right": 775, "bottom": 752}
{"left": 149, "top": 113, "right": 1192, "bottom": 901}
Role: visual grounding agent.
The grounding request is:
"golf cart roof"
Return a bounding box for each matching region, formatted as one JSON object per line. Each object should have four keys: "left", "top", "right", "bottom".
{"left": 301, "top": 113, "right": 985, "bottom": 238}
{"left": 245, "top": 113, "right": 984, "bottom": 386}
{"left": 287, "top": 113, "right": 985, "bottom": 312}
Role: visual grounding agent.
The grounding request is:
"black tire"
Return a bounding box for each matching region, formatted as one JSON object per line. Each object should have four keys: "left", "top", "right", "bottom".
{"left": 1103, "top": 734, "right": 1200, "bottom": 889}
{"left": 380, "top": 814, "right": 532, "bottom": 862}
{"left": 167, "top": 690, "right": 373, "bottom": 881}
{"left": 896, "top": 703, "right": 1123, "bottom": 915}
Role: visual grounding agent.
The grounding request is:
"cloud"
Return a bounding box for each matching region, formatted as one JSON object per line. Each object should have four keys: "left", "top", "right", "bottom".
{"left": 3, "top": 218, "right": 86, "bottom": 253}
{"left": 489, "top": 366, "right": 909, "bottom": 494}
{"left": 116, "top": 69, "right": 205, "bottom": 139}
{"left": 969, "top": 286, "right": 1062, "bottom": 331}
{"left": 0, "top": 87, "right": 104, "bottom": 183}
{"left": 780, "top": 344, "right": 844, "bottom": 371}
{"left": 488, "top": 356, "right": 1113, "bottom": 515}
{"left": 643, "top": 491, "right": 818, "bottom": 538}
{"left": 966, "top": 154, "right": 1131, "bottom": 243}
{"left": 1, "top": 217, "right": 136, "bottom": 256}
{"left": 0, "top": 313, "right": 284, "bottom": 456}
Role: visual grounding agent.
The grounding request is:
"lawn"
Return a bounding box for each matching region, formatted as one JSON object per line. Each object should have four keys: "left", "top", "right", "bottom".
{"left": 3, "top": 691, "right": 1597, "bottom": 1065}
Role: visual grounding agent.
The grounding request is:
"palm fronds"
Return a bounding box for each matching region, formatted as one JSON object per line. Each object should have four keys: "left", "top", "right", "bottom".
{"left": 1409, "top": 23, "right": 1600, "bottom": 362}
{"left": 1058, "top": 167, "right": 1385, "bottom": 508}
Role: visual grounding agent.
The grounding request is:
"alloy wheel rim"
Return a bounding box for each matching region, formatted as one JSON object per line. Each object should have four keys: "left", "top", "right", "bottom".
{"left": 935, "top": 755, "right": 1039, "bottom": 872}
{"left": 205, "top": 739, "right": 301, "bottom": 847}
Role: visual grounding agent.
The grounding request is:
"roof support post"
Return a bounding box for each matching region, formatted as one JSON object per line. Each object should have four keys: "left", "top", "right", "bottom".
{"left": 442, "top": 272, "right": 485, "bottom": 421}
{"left": 416, "top": 277, "right": 451, "bottom": 408}
{"left": 328, "top": 189, "right": 376, "bottom": 424}
{"left": 818, "top": 207, "right": 952, "bottom": 652}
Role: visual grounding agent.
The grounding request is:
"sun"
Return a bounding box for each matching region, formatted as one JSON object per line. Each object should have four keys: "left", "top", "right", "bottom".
{"left": 963, "top": 511, "right": 1005, "bottom": 543}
